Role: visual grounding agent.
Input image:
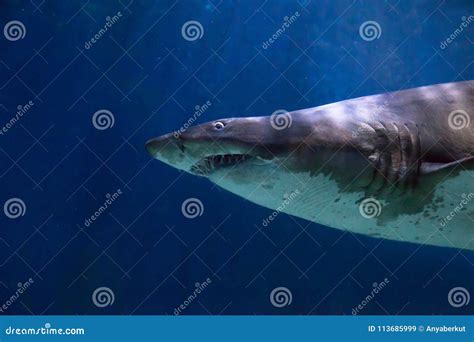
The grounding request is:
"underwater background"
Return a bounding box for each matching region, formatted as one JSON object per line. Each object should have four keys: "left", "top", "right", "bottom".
{"left": 0, "top": 0, "right": 473, "bottom": 315}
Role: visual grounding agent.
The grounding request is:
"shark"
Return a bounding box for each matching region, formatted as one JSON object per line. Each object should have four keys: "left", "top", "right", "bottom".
{"left": 146, "top": 81, "right": 474, "bottom": 250}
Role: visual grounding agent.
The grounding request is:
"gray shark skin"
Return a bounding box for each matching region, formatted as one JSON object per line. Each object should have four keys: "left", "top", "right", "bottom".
{"left": 146, "top": 81, "right": 474, "bottom": 250}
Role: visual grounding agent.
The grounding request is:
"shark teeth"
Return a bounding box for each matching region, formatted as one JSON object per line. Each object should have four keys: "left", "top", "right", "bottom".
{"left": 190, "top": 154, "right": 251, "bottom": 176}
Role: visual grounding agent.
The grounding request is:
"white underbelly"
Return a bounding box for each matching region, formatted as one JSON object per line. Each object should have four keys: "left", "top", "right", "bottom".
{"left": 209, "top": 164, "right": 474, "bottom": 250}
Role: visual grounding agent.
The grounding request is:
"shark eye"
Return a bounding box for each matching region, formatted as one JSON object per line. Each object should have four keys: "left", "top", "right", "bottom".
{"left": 214, "top": 121, "right": 225, "bottom": 130}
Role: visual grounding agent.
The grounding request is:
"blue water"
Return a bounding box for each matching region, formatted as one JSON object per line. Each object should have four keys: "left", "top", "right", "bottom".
{"left": 0, "top": 0, "right": 473, "bottom": 315}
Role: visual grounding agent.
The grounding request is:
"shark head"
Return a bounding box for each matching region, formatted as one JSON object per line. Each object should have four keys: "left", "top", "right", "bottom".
{"left": 145, "top": 110, "right": 378, "bottom": 227}
{"left": 145, "top": 111, "right": 372, "bottom": 197}
{"left": 144, "top": 114, "right": 326, "bottom": 192}
{"left": 147, "top": 116, "right": 292, "bottom": 174}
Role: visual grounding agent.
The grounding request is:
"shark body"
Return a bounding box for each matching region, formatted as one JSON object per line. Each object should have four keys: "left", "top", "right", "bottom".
{"left": 146, "top": 81, "right": 474, "bottom": 250}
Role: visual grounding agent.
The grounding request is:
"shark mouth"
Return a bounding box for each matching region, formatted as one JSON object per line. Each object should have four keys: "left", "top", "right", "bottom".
{"left": 190, "top": 154, "right": 253, "bottom": 176}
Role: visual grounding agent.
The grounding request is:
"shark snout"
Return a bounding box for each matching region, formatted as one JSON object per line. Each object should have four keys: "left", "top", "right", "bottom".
{"left": 145, "top": 132, "right": 184, "bottom": 158}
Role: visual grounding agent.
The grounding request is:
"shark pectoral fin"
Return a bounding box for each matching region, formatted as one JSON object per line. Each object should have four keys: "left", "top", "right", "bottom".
{"left": 420, "top": 156, "right": 474, "bottom": 176}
